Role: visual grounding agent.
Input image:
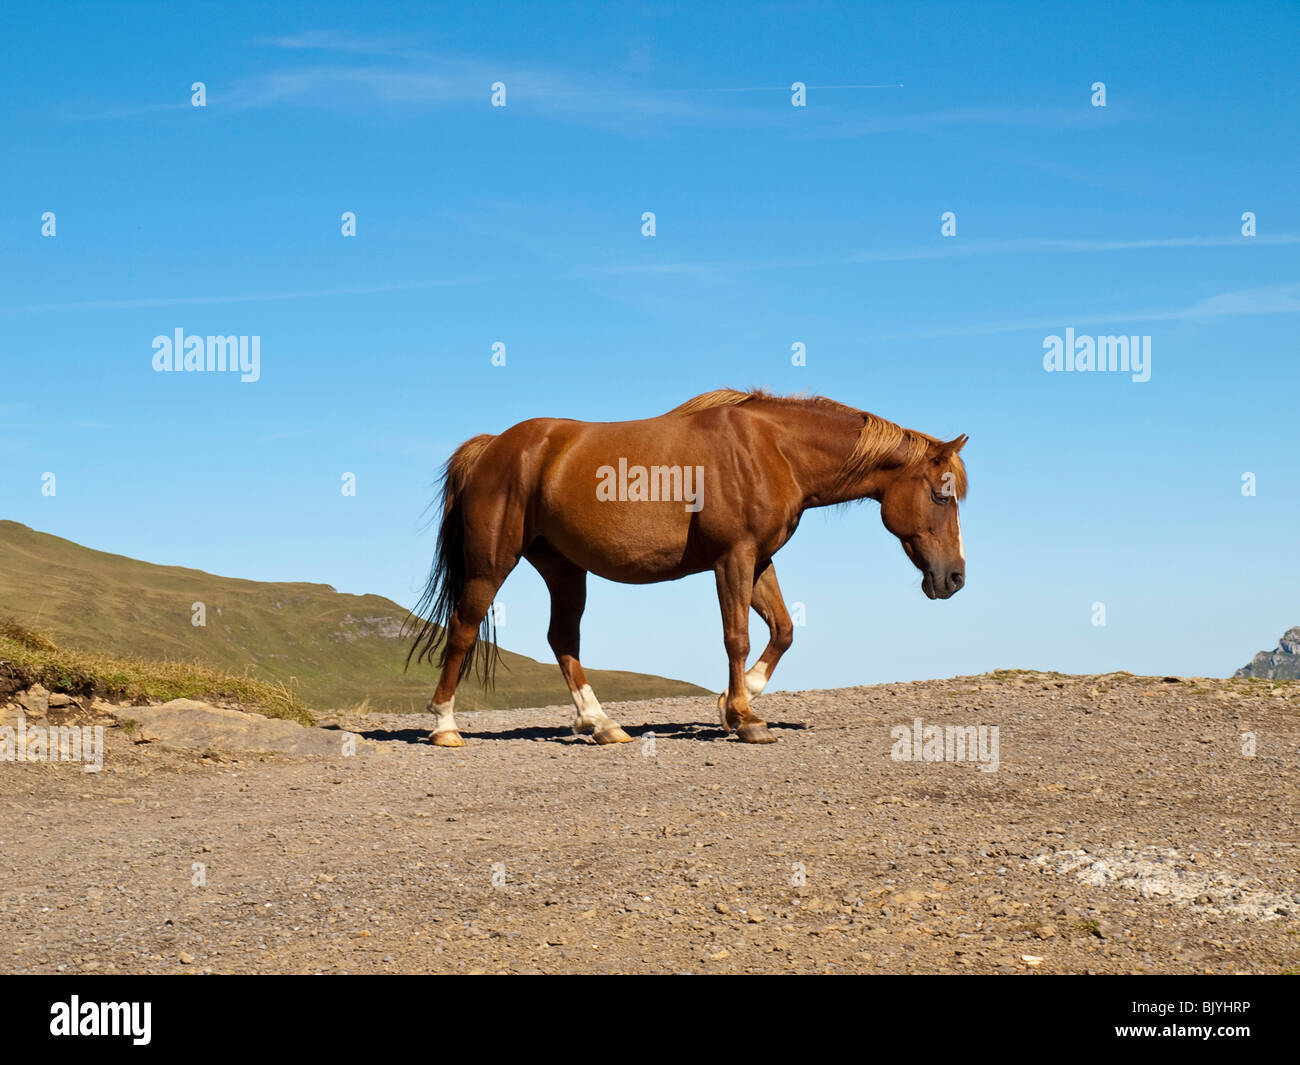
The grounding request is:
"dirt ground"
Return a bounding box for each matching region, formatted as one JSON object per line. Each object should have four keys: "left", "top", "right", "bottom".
{"left": 3, "top": 671, "right": 1298, "bottom": 974}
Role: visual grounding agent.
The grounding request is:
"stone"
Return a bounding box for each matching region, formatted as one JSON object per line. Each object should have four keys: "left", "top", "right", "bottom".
{"left": 1235, "top": 626, "right": 1300, "bottom": 680}
{"left": 17, "top": 684, "right": 50, "bottom": 716}
{"left": 890, "top": 889, "right": 927, "bottom": 907}
{"left": 108, "top": 700, "right": 368, "bottom": 757}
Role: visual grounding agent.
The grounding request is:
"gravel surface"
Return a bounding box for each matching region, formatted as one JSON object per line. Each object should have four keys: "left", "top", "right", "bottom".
{"left": 3, "top": 671, "right": 1298, "bottom": 974}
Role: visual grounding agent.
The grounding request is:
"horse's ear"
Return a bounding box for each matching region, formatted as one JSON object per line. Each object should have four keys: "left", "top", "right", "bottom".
{"left": 935, "top": 434, "right": 969, "bottom": 459}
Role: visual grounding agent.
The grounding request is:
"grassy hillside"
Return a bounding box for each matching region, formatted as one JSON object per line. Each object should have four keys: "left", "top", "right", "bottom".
{"left": 0, "top": 521, "right": 706, "bottom": 712}
{"left": 0, "top": 618, "right": 312, "bottom": 725}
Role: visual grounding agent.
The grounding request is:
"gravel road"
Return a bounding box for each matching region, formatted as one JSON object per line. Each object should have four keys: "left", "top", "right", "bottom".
{"left": 3, "top": 671, "right": 1298, "bottom": 974}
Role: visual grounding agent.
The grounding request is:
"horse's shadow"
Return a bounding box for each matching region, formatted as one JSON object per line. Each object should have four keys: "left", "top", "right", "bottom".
{"left": 334, "top": 720, "right": 808, "bottom": 746}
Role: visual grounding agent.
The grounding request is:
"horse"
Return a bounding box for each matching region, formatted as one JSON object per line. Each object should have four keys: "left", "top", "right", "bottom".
{"left": 405, "top": 388, "right": 968, "bottom": 746}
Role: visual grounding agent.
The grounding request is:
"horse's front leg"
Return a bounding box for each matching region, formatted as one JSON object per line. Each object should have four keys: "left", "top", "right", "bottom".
{"left": 716, "top": 563, "right": 794, "bottom": 722}
{"left": 714, "top": 548, "right": 777, "bottom": 743}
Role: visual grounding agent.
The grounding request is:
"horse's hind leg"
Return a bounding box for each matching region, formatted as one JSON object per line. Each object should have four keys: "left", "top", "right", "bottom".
{"left": 526, "top": 541, "right": 631, "bottom": 745}
{"left": 715, "top": 547, "right": 777, "bottom": 743}
{"left": 427, "top": 570, "right": 511, "bottom": 746}
{"left": 716, "top": 563, "right": 793, "bottom": 724}
{"left": 427, "top": 501, "right": 524, "bottom": 746}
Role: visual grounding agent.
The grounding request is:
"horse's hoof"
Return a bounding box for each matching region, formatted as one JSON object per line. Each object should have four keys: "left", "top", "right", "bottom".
{"left": 736, "top": 723, "right": 777, "bottom": 744}
{"left": 594, "top": 726, "right": 633, "bottom": 745}
{"left": 431, "top": 730, "right": 466, "bottom": 748}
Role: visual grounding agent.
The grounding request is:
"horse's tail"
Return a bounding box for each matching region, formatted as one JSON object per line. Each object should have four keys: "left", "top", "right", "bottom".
{"left": 404, "top": 433, "right": 501, "bottom": 687}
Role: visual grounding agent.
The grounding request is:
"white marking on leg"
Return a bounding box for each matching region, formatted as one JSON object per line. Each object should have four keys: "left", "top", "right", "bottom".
{"left": 569, "top": 684, "right": 618, "bottom": 734}
{"left": 743, "top": 661, "right": 770, "bottom": 699}
{"left": 430, "top": 696, "right": 457, "bottom": 735}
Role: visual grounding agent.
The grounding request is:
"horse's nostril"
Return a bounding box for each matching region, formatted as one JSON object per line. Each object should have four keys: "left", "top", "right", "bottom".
{"left": 950, "top": 571, "right": 964, "bottom": 589}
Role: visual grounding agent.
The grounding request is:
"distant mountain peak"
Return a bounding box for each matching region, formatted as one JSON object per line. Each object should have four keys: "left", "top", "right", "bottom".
{"left": 1235, "top": 626, "right": 1300, "bottom": 681}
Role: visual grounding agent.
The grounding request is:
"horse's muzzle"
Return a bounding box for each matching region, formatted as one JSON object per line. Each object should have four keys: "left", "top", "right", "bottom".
{"left": 923, "top": 569, "right": 965, "bottom": 600}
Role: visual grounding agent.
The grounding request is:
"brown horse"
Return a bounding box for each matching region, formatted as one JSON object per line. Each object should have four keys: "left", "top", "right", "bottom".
{"left": 406, "top": 389, "right": 968, "bottom": 746}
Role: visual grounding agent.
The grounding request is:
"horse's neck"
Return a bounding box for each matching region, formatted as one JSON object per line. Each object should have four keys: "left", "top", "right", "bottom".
{"left": 768, "top": 404, "right": 899, "bottom": 509}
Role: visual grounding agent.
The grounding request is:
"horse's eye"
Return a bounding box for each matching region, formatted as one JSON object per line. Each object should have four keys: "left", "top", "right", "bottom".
{"left": 931, "top": 490, "right": 950, "bottom": 506}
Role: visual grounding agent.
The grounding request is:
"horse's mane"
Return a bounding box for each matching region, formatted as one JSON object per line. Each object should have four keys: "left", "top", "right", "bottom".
{"left": 668, "top": 388, "right": 967, "bottom": 498}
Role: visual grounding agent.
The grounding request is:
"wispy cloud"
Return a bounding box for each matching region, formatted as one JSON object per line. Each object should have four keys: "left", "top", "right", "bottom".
{"left": 801, "top": 104, "right": 1116, "bottom": 140}
{"left": 253, "top": 30, "right": 423, "bottom": 57}
{"left": 4, "top": 234, "right": 1294, "bottom": 317}
{"left": 0, "top": 276, "right": 499, "bottom": 317}
{"left": 83, "top": 32, "right": 779, "bottom": 127}
{"left": 79, "top": 30, "right": 906, "bottom": 131}
{"left": 1171, "top": 283, "right": 1300, "bottom": 320}
{"left": 77, "top": 26, "right": 1131, "bottom": 145}
{"left": 868, "top": 282, "right": 1300, "bottom": 342}
{"left": 579, "top": 233, "right": 1300, "bottom": 278}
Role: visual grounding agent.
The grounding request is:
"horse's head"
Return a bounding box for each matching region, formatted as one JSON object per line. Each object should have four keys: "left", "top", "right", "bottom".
{"left": 879, "top": 434, "right": 968, "bottom": 600}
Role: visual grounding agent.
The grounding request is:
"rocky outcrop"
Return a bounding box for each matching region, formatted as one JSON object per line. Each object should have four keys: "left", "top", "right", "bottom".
{"left": 2, "top": 684, "right": 372, "bottom": 757}
{"left": 0, "top": 683, "right": 115, "bottom": 728}
{"left": 1234, "top": 626, "right": 1300, "bottom": 681}
{"left": 106, "top": 700, "right": 368, "bottom": 756}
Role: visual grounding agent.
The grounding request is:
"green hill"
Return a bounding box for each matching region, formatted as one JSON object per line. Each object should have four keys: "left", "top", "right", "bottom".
{"left": 0, "top": 520, "right": 706, "bottom": 712}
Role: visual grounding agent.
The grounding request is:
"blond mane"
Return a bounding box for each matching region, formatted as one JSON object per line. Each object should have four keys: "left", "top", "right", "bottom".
{"left": 668, "top": 388, "right": 967, "bottom": 498}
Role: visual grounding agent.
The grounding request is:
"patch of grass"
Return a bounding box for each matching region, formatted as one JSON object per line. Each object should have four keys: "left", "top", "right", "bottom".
{"left": 0, "top": 617, "right": 56, "bottom": 652}
{"left": 0, "top": 618, "right": 313, "bottom": 726}
{"left": 1072, "top": 918, "right": 1100, "bottom": 935}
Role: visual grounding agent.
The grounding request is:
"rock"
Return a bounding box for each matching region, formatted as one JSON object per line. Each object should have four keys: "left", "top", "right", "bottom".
{"left": 17, "top": 684, "right": 50, "bottom": 716}
{"left": 47, "top": 697, "right": 114, "bottom": 727}
{"left": 107, "top": 700, "right": 366, "bottom": 757}
{"left": 1235, "top": 626, "right": 1300, "bottom": 680}
{"left": 890, "top": 889, "right": 927, "bottom": 907}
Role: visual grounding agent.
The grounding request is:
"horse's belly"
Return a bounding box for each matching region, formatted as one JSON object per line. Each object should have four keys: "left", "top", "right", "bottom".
{"left": 539, "top": 508, "right": 705, "bottom": 584}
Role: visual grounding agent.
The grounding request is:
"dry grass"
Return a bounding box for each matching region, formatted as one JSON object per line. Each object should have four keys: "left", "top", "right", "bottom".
{"left": 0, "top": 618, "right": 313, "bottom": 726}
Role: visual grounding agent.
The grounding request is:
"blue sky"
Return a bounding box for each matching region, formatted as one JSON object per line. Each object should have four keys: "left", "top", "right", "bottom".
{"left": 2, "top": 1, "right": 1297, "bottom": 693}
